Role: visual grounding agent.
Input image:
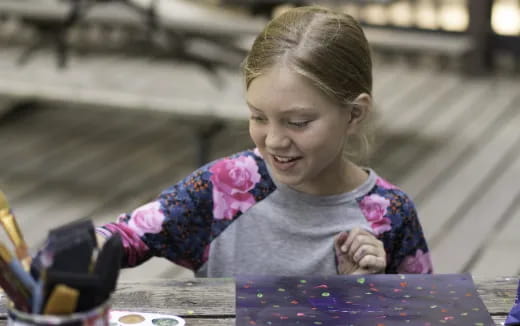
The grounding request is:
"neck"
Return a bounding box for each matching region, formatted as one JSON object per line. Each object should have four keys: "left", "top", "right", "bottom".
{"left": 329, "top": 159, "right": 368, "bottom": 194}
{"left": 291, "top": 158, "right": 369, "bottom": 196}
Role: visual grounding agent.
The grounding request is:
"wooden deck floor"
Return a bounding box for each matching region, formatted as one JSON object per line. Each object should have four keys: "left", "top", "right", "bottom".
{"left": 0, "top": 54, "right": 519, "bottom": 280}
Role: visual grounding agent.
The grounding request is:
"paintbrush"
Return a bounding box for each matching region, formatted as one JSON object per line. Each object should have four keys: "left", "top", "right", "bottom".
{"left": 43, "top": 284, "right": 80, "bottom": 315}
{"left": 0, "top": 241, "right": 36, "bottom": 293}
{"left": 0, "top": 190, "right": 31, "bottom": 270}
{"left": 0, "top": 258, "right": 31, "bottom": 312}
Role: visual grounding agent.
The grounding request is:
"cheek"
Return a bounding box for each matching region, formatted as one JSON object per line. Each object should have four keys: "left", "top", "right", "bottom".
{"left": 297, "top": 126, "right": 346, "bottom": 154}
{"left": 249, "top": 124, "right": 263, "bottom": 146}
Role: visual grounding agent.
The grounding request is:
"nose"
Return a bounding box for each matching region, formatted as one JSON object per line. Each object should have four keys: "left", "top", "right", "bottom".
{"left": 265, "top": 124, "right": 291, "bottom": 150}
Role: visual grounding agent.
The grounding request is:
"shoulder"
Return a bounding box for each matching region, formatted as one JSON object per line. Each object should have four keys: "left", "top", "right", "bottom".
{"left": 206, "top": 148, "right": 276, "bottom": 198}
{"left": 357, "top": 174, "right": 418, "bottom": 233}
{"left": 159, "top": 149, "right": 276, "bottom": 208}
{"left": 358, "top": 174, "right": 416, "bottom": 207}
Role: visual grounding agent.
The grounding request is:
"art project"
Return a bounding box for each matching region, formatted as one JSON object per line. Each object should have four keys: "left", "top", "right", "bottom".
{"left": 505, "top": 279, "right": 520, "bottom": 325}
{"left": 236, "top": 274, "right": 494, "bottom": 326}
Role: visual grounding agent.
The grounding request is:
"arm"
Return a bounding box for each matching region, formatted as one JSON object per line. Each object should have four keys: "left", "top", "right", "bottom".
{"left": 95, "top": 170, "right": 214, "bottom": 270}
{"left": 383, "top": 196, "right": 433, "bottom": 274}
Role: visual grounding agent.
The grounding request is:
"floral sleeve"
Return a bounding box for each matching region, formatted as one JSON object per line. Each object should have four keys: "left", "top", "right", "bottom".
{"left": 383, "top": 193, "right": 433, "bottom": 274}
{"left": 363, "top": 178, "right": 433, "bottom": 274}
{"left": 96, "top": 151, "right": 267, "bottom": 271}
{"left": 98, "top": 166, "right": 226, "bottom": 270}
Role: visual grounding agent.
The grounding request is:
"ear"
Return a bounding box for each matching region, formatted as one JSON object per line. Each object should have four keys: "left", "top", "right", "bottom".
{"left": 346, "top": 93, "right": 372, "bottom": 135}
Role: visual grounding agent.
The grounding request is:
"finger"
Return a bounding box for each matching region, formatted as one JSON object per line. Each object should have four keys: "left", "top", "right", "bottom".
{"left": 334, "top": 231, "right": 349, "bottom": 254}
{"left": 347, "top": 234, "right": 381, "bottom": 258}
{"left": 342, "top": 227, "right": 368, "bottom": 253}
{"left": 358, "top": 255, "right": 387, "bottom": 273}
{"left": 352, "top": 244, "right": 382, "bottom": 264}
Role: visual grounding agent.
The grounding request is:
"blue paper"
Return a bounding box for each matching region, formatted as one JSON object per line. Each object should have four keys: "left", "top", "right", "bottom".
{"left": 505, "top": 279, "right": 520, "bottom": 325}
{"left": 237, "top": 274, "right": 495, "bottom": 326}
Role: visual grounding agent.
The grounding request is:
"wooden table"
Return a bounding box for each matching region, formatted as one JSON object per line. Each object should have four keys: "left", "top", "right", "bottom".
{"left": 0, "top": 277, "right": 518, "bottom": 326}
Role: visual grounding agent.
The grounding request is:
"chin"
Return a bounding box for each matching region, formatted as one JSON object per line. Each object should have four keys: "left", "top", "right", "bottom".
{"left": 272, "top": 172, "right": 304, "bottom": 187}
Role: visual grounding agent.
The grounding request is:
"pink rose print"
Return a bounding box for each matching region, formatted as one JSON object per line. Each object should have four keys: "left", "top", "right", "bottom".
{"left": 359, "top": 194, "right": 392, "bottom": 235}
{"left": 127, "top": 201, "right": 165, "bottom": 236}
{"left": 376, "top": 177, "right": 398, "bottom": 190}
{"left": 210, "top": 156, "right": 261, "bottom": 220}
{"left": 397, "top": 249, "right": 433, "bottom": 274}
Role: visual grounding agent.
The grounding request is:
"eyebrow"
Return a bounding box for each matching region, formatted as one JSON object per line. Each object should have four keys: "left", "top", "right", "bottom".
{"left": 246, "top": 102, "right": 315, "bottom": 113}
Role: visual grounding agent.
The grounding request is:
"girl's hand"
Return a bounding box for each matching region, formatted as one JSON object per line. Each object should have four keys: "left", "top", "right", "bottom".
{"left": 334, "top": 228, "right": 386, "bottom": 274}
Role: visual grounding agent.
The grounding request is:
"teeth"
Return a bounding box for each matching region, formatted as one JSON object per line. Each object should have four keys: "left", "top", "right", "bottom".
{"left": 274, "top": 155, "right": 294, "bottom": 162}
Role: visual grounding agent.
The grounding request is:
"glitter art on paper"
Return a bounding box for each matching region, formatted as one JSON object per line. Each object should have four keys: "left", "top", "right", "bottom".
{"left": 236, "top": 274, "right": 494, "bottom": 326}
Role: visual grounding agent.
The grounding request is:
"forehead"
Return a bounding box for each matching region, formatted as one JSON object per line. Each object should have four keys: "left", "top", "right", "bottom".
{"left": 246, "top": 65, "right": 341, "bottom": 113}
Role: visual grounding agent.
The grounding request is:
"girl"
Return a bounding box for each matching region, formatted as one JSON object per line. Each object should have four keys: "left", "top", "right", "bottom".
{"left": 96, "top": 6, "right": 433, "bottom": 276}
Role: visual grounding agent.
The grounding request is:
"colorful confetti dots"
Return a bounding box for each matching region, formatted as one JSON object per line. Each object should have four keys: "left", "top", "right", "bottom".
{"left": 314, "top": 284, "right": 328, "bottom": 289}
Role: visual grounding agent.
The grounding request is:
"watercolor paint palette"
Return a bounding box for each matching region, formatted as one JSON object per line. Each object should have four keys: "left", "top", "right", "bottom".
{"left": 109, "top": 310, "right": 185, "bottom": 326}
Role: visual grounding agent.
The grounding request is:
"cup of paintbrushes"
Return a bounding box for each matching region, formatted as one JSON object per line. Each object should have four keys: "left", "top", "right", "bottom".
{"left": 7, "top": 299, "right": 111, "bottom": 326}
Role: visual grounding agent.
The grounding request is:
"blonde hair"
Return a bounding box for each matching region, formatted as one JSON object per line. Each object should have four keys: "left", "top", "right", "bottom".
{"left": 242, "top": 6, "right": 374, "bottom": 161}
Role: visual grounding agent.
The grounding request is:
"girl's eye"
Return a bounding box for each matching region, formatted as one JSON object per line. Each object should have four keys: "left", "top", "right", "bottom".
{"left": 288, "top": 121, "right": 310, "bottom": 128}
{"left": 250, "top": 116, "right": 267, "bottom": 123}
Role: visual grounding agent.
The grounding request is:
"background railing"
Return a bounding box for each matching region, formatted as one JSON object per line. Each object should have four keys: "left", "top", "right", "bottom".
{"left": 0, "top": 0, "right": 518, "bottom": 73}
{"left": 225, "top": 0, "right": 519, "bottom": 73}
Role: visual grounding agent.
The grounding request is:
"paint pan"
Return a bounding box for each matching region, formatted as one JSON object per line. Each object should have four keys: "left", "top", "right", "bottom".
{"left": 109, "top": 311, "right": 185, "bottom": 326}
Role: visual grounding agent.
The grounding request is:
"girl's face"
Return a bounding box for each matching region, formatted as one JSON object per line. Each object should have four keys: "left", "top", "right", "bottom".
{"left": 247, "top": 65, "right": 358, "bottom": 195}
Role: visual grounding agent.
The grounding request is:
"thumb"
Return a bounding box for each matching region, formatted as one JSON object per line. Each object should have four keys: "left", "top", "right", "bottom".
{"left": 335, "top": 232, "right": 357, "bottom": 275}
{"left": 334, "top": 231, "right": 349, "bottom": 254}
{"left": 334, "top": 231, "right": 348, "bottom": 250}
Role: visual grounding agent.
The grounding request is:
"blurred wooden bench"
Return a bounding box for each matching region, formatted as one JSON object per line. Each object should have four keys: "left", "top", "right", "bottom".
{"left": 0, "top": 0, "right": 480, "bottom": 168}
{"left": 0, "top": 0, "right": 260, "bottom": 164}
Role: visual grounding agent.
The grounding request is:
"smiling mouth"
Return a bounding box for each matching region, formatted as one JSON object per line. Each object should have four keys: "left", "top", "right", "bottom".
{"left": 272, "top": 155, "right": 301, "bottom": 163}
